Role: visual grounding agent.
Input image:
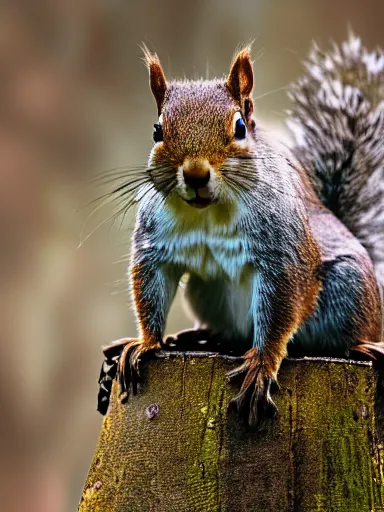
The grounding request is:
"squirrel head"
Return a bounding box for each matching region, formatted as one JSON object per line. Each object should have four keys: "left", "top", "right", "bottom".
{"left": 142, "top": 46, "right": 256, "bottom": 209}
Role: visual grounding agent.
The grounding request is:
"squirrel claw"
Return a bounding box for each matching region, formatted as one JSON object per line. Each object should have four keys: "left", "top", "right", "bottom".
{"left": 230, "top": 377, "right": 278, "bottom": 430}
{"left": 118, "top": 340, "right": 146, "bottom": 401}
{"left": 226, "top": 360, "right": 249, "bottom": 383}
{"left": 228, "top": 354, "right": 279, "bottom": 430}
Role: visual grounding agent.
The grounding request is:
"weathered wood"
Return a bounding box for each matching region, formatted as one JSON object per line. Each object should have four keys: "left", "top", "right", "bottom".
{"left": 79, "top": 354, "right": 384, "bottom": 512}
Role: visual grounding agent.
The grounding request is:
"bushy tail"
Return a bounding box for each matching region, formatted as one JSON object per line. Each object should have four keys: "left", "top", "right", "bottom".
{"left": 287, "top": 35, "right": 384, "bottom": 293}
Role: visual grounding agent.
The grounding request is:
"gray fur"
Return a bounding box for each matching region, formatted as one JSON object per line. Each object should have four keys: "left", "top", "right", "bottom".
{"left": 131, "top": 124, "right": 316, "bottom": 352}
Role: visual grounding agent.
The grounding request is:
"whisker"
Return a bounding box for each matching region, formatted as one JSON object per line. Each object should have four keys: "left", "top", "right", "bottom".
{"left": 109, "top": 179, "right": 152, "bottom": 205}
{"left": 79, "top": 178, "right": 151, "bottom": 240}
{"left": 91, "top": 172, "right": 150, "bottom": 188}
{"left": 229, "top": 155, "right": 283, "bottom": 162}
{"left": 113, "top": 254, "right": 131, "bottom": 265}
{"left": 222, "top": 166, "right": 301, "bottom": 200}
{"left": 78, "top": 161, "right": 177, "bottom": 245}
{"left": 117, "top": 183, "right": 163, "bottom": 230}
{"left": 79, "top": 207, "right": 125, "bottom": 248}
{"left": 79, "top": 183, "right": 152, "bottom": 247}
{"left": 115, "top": 177, "right": 175, "bottom": 233}
{"left": 253, "top": 47, "right": 265, "bottom": 63}
{"left": 220, "top": 154, "right": 309, "bottom": 200}
{"left": 253, "top": 85, "right": 287, "bottom": 102}
{"left": 84, "top": 175, "right": 151, "bottom": 208}
{"left": 77, "top": 164, "right": 150, "bottom": 190}
{"left": 223, "top": 177, "right": 251, "bottom": 205}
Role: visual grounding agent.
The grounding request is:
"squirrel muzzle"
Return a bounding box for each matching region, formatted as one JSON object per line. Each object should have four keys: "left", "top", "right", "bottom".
{"left": 181, "top": 158, "right": 213, "bottom": 208}
{"left": 183, "top": 158, "right": 210, "bottom": 188}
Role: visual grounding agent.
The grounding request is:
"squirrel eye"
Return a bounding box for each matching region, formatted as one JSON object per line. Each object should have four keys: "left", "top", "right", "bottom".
{"left": 234, "top": 117, "right": 246, "bottom": 140}
{"left": 153, "top": 122, "right": 163, "bottom": 143}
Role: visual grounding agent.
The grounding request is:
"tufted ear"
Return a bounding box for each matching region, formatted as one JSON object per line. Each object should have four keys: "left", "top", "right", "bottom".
{"left": 226, "top": 47, "right": 253, "bottom": 105}
{"left": 142, "top": 45, "right": 168, "bottom": 116}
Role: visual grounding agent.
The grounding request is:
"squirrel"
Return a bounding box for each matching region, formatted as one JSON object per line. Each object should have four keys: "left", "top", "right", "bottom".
{"left": 96, "top": 35, "right": 384, "bottom": 429}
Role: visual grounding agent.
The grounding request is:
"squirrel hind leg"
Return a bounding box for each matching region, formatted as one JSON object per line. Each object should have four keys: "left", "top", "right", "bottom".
{"left": 292, "top": 256, "right": 382, "bottom": 359}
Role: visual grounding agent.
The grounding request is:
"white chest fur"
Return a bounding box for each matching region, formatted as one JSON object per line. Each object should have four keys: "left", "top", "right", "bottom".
{"left": 141, "top": 198, "right": 256, "bottom": 340}
{"left": 164, "top": 226, "right": 254, "bottom": 339}
{"left": 167, "top": 230, "right": 249, "bottom": 280}
{"left": 152, "top": 197, "right": 251, "bottom": 281}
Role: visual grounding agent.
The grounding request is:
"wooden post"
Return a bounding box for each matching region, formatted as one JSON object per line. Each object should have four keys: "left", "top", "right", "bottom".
{"left": 78, "top": 354, "right": 384, "bottom": 512}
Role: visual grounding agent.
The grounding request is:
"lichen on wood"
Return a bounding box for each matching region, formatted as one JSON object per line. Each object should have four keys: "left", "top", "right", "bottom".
{"left": 79, "top": 354, "right": 384, "bottom": 512}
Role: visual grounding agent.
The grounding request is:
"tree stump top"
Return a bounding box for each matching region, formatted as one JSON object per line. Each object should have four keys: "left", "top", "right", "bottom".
{"left": 79, "top": 354, "right": 384, "bottom": 512}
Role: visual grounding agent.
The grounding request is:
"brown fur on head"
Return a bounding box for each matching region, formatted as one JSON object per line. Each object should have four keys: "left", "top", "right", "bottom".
{"left": 142, "top": 46, "right": 255, "bottom": 207}
{"left": 143, "top": 46, "right": 254, "bottom": 158}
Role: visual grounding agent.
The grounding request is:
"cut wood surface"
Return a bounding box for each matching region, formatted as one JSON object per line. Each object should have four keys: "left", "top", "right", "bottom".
{"left": 79, "top": 354, "right": 384, "bottom": 512}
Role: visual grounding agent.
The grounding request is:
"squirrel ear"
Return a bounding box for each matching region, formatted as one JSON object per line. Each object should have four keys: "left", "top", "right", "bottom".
{"left": 142, "top": 45, "right": 168, "bottom": 115}
{"left": 226, "top": 47, "right": 253, "bottom": 104}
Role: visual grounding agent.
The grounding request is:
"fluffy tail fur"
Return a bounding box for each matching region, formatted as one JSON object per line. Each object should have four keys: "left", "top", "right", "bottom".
{"left": 287, "top": 35, "right": 384, "bottom": 295}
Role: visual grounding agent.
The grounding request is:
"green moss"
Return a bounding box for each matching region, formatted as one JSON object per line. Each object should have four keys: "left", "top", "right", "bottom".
{"left": 184, "top": 357, "right": 223, "bottom": 511}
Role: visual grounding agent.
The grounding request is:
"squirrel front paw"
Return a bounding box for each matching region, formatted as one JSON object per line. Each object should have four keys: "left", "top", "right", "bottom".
{"left": 227, "top": 348, "right": 279, "bottom": 430}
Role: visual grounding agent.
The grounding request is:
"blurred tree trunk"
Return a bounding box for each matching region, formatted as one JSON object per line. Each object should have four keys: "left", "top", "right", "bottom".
{"left": 79, "top": 355, "right": 384, "bottom": 512}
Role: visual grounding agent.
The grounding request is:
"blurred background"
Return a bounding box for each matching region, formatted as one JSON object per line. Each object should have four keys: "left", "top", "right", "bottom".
{"left": 0, "top": 0, "right": 383, "bottom": 510}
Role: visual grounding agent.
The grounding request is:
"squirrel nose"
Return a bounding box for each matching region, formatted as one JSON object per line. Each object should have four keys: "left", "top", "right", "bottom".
{"left": 183, "top": 158, "right": 211, "bottom": 188}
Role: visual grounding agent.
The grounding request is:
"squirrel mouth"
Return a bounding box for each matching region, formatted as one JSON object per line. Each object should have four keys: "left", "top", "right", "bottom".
{"left": 186, "top": 196, "right": 212, "bottom": 209}
{"left": 185, "top": 187, "right": 213, "bottom": 209}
